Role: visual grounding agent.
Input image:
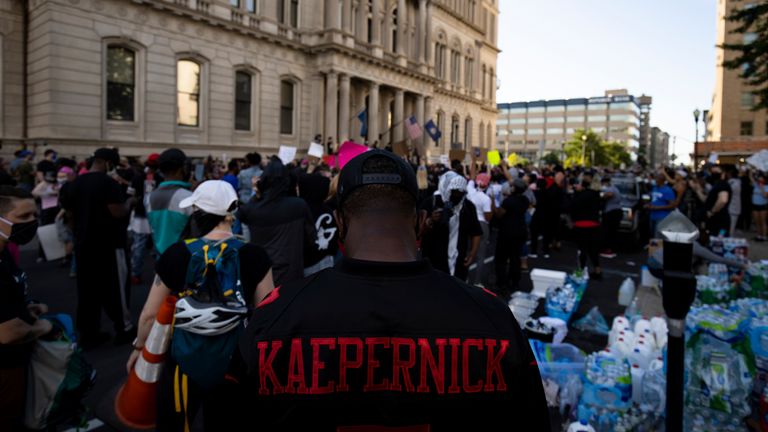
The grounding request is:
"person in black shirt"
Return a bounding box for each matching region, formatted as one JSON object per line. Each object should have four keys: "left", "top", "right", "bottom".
{"left": 35, "top": 149, "right": 57, "bottom": 184}
{"left": 569, "top": 178, "right": 603, "bottom": 279}
{"left": 237, "top": 158, "right": 316, "bottom": 287}
{"left": 0, "top": 186, "right": 52, "bottom": 430}
{"left": 494, "top": 178, "right": 530, "bottom": 296}
{"left": 298, "top": 172, "right": 339, "bottom": 276}
{"left": 239, "top": 150, "right": 549, "bottom": 431}
{"left": 127, "top": 180, "right": 273, "bottom": 431}
{"left": 703, "top": 166, "right": 732, "bottom": 237}
{"left": 62, "top": 148, "right": 136, "bottom": 348}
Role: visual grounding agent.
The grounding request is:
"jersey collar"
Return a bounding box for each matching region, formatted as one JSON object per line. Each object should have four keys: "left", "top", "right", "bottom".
{"left": 336, "top": 257, "right": 432, "bottom": 277}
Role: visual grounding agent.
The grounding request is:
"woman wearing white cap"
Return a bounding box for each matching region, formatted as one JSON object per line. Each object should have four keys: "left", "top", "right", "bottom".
{"left": 126, "top": 180, "right": 274, "bottom": 431}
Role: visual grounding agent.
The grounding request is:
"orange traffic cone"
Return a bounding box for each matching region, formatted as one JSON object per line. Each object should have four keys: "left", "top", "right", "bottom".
{"left": 115, "top": 296, "right": 177, "bottom": 429}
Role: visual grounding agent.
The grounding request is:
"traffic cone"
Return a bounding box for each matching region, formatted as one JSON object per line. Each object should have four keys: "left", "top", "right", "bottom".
{"left": 115, "top": 296, "right": 177, "bottom": 429}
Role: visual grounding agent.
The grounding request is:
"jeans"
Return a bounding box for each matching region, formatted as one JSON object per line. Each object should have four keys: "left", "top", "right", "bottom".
{"left": 129, "top": 231, "right": 150, "bottom": 278}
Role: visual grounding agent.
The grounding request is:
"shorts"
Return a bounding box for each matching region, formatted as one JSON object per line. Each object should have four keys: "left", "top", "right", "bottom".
{"left": 753, "top": 204, "right": 768, "bottom": 212}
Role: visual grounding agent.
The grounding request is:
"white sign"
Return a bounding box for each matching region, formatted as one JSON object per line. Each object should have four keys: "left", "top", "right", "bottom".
{"left": 439, "top": 155, "right": 450, "bottom": 167}
{"left": 308, "top": 143, "right": 324, "bottom": 158}
{"left": 37, "top": 224, "right": 66, "bottom": 261}
{"left": 708, "top": 152, "right": 718, "bottom": 164}
{"left": 278, "top": 146, "right": 297, "bottom": 165}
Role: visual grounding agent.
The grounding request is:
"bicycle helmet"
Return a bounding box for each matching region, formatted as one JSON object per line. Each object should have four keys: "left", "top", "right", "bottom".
{"left": 174, "top": 296, "right": 248, "bottom": 336}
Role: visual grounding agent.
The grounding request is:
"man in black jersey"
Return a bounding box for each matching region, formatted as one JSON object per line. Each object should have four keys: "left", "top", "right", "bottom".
{"left": 240, "top": 150, "right": 549, "bottom": 431}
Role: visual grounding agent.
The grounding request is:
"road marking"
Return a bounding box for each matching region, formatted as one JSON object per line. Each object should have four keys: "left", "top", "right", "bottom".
{"left": 64, "top": 418, "right": 104, "bottom": 432}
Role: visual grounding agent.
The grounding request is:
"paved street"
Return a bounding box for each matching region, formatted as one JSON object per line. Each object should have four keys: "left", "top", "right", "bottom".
{"left": 21, "top": 230, "right": 655, "bottom": 431}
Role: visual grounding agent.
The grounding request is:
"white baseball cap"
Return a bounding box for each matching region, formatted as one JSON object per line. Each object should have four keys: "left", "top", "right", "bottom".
{"left": 179, "top": 180, "right": 238, "bottom": 216}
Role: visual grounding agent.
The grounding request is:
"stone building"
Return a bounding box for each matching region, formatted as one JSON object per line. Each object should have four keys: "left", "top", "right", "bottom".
{"left": 0, "top": 0, "right": 499, "bottom": 160}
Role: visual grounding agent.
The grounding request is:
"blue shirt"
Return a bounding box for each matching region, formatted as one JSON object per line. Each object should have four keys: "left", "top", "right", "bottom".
{"left": 222, "top": 174, "right": 239, "bottom": 193}
{"left": 650, "top": 184, "right": 675, "bottom": 221}
{"left": 754, "top": 183, "right": 768, "bottom": 206}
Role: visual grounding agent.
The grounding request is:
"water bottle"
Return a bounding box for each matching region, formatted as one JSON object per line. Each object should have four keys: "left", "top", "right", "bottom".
{"left": 567, "top": 419, "right": 596, "bottom": 432}
{"left": 641, "top": 367, "right": 665, "bottom": 413}
{"left": 618, "top": 278, "right": 636, "bottom": 306}
{"left": 630, "top": 364, "right": 644, "bottom": 404}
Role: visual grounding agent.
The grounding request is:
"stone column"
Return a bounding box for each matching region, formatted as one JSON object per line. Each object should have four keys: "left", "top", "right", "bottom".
{"left": 474, "top": 40, "right": 482, "bottom": 96}
{"left": 382, "top": 6, "right": 391, "bottom": 51}
{"left": 354, "top": 86, "right": 366, "bottom": 143}
{"left": 416, "top": 94, "right": 425, "bottom": 149}
{"left": 325, "top": 71, "right": 338, "bottom": 145}
{"left": 418, "top": 0, "right": 427, "bottom": 64}
{"left": 261, "top": 0, "right": 279, "bottom": 34}
{"left": 396, "top": 0, "right": 406, "bottom": 58}
{"left": 338, "top": 74, "right": 351, "bottom": 143}
{"left": 356, "top": 0, "right": 368, "bottom": 43}
{"left": 342, "top": 0, "right": 352, "bottom": 34}
{"left": 368, "top": 82, "right": 380, "bottom": 146}
{"left": 393, "top": 89, "right": 404, "bottom": 142}
{"left": 325, "top": 0, "right": 340, "bottom": 29}
{"left": 426, "top": 2, "right": 433, "bottom": 67}
{"left": 370, "top": 0, "right": 381, "bottom": 45}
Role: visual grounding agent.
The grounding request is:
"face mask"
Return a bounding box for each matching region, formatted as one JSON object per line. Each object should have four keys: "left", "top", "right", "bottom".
{"left": 57, "top": 178, "right": 67, "bottom": 185}
{"left": 190, "top": 210, "right": 225, "bottom": 237}
{"left": 0, "top": 216, "right": 39, "bottom": 245}
{"left": 449, "top": 193, "right": 464, "bottom": 206}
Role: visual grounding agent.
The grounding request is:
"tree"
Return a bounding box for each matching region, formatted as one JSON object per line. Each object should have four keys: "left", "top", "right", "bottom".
{"left": 563, "top": 129, "right": 632, "bottom": 168}
{"left": 541, "top": 151, "right": 561, "bottom": 166}
{"left": 722, "top": 1, "right": 768, "bottom": 110}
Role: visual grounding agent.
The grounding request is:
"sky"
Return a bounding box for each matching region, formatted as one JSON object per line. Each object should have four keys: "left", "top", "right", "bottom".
{"left": 496, "top": 0, "right": 718, "bottom": 164}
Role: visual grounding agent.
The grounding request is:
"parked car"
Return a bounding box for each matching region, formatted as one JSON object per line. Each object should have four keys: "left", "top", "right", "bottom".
{"left": 611, "top": 175, "right": 649, "bottom": 244}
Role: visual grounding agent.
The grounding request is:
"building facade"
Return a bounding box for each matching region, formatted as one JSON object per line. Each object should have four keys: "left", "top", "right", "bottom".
{"left": 496, "top": 89, "right": 649, "bottom": 160}
{"left": 0, "top": 0, "right": 499, "bottom": 160}
{"left": 702, "top": 0, "right": 767, "bottom": 164}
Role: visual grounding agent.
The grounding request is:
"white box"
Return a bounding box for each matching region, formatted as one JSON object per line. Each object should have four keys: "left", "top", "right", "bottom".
{"left": 530, "top": 268, "right": 567, "bottom": 298}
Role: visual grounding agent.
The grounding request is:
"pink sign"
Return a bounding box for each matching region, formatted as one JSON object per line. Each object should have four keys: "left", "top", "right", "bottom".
{"left": 337, "top": 141, "right": 369, "bottom": 169}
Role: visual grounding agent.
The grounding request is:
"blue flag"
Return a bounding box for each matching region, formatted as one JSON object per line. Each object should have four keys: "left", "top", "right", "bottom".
{"left": 358, "top": 108, "right": 368, "bottom": 138}
{"left": 425, "top": 119, "right": 441, "bottom": 142}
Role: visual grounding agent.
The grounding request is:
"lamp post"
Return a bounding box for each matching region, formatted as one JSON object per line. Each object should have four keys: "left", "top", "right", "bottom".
{"left": 693, "top": 109, "right": 701, "bottom": 143}
{"left": 581, "top": 134, "right": 587, "bottom": 166}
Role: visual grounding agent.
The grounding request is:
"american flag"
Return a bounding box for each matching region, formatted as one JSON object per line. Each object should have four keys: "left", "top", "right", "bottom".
{"left": 405, "top": 116, "right": 423, "bottom": 141}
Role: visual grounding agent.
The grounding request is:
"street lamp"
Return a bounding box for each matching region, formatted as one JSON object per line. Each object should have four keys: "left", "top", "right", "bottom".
{"left": 581, "top": 134, "right": 587, "bottom": 166}
{"left": 693, "top": 109, "right": 701, "bottom": 143}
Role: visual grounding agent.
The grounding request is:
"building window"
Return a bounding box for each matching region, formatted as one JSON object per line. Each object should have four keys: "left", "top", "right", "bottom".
{"left": 106, "top": 46, "right": 136, "bottom": 121}
{"left": 280, "top": 80, "right": 295, "bottom": 135}
{"left": 290, "top": 0, "right": 299, "bottom": 27}
{"left": 451, "top": 115, "right": 460, "bottom": 145}
{"left": 177, "top": 59, "right": 201, "bottom": 127}
{"left": 246, "top": 0, "right": 255, "bottom": 12}
{"left": 488, "top": 68, "right": 494, "bottom": 99}
{"left": 450, "top": 50, "right": 460, "bottom": 85}
{"left": 435, "top": 43, "right": 446, "bottom": 79}
{"left": 235, "top": 71, "right": 252, "bottom": 131}
{"left": 487, "top": 123, "right": 492, "bottom": 147}
{"left": 436, "top": 111, "right": 444, "bottom": 147}
{"left": 740, "top": 121, "right": 753, "bottom": 136}
{"left": 230, "top": 0, "right": 239, "bottom": 6}
{"left": 479, "top": 121, "right": 485, "bottom": 147}
{"left": 392, "top": 9, "right": 398, "bottom": 52}
{"left": 744, "top": 32, "right": 758, "bottom": 44}
{"left": 464, "top": 57, "right": 473, "bottom": 90}
{"left": 741, "top": 92, "right": 755, "bottom": 108}
{"left": 481, "top": 64, "right": 486, "bottom": 98}
{"left": 464, "top": 118, "right": 472, "bottom": 147}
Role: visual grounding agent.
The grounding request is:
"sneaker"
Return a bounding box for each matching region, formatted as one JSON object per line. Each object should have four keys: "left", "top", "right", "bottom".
{"left": 528, "top": 254, "right": 538, "bottom": 259}
{"left": 600, "top": 250, "right": 617, "bottom": 259}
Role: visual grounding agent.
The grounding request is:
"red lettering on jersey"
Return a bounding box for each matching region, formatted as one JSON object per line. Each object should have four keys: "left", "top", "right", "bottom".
{"left": 310, "top": 338, "right": 337, "bottom": 394}
{"left": 390, "top": 338, "right": 416, "bottom": 392}
{"left": 285, "top": 338, "right": 308, "bottom": 394}
{"left": 364, "top": 337, "right": 390, "bottom": 392}
{"left": 257, "top": 340, "right": 284, "bottom": 395}
{"left": 448, "top": 338, "right": 461, "bottom": 394}
{"left": 338, "top": 337, "right": 363, "bottom": 392}
{"left": 417, "top": 338, "right": 446, "bottom": 394}
{"left": 484, "top": 339, "right": 509, "bottom": 392}
{"left": 462, "top": 338, "right": 484, "bottom": 393}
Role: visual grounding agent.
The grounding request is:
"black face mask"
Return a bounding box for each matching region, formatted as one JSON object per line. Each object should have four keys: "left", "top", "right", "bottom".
{"left": 0, "top": 217, "right": 39, "bottom": 245}
{"left": 190, "top": 211, "right": 225, "bottom": 238}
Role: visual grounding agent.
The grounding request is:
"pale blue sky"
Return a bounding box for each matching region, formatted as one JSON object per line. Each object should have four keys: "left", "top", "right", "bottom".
{"left": 496, "top": 0, "right": 718, "bottom": 163}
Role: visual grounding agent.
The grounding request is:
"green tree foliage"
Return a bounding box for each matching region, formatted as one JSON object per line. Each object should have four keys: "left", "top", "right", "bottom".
{"left": 541, "top": 151, "right": 561, "bottom": 165}
{"left": 563, "top": 129, "right": 632, "bottom": 168}
{"left": 722, "top": 1, "right": 768, "bottom": 110}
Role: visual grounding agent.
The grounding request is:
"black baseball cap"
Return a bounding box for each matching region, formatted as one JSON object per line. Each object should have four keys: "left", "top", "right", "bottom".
{"left": 93, "top": 147, "right": 120, "bottom": 165}
{"left": 337, "top": 150, "right": 418, "bottom": 206}
{"left": 157, "top": 148, "right": 187, "bottom": 171}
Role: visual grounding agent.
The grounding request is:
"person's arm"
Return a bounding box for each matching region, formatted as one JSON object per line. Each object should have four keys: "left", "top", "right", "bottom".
{"left": 126, "top": 274, "right": 172, "bottom": 374}
{"left": 464, "top": 235, "right": 481, "bottom": 267}
{"left": 670, "top": 183, "right": 686, "bottom": 208}
{"left": 0, "top": 317, "right": 52, "bottom": 345}
{"left": 31, "top": 181, "right": 47, "bottom": 198}
{"left": 693, "top": 241, "right": 747, "bottom": 269}
{"left": 708, "top": 191, "right": 729, "bottom": 217}
{"left": 108, "top": 199, "right": 136, "bottom": 219}
{"left": 254, "top": 269, "right": 275, "bottom": 305}
{"left": 689, "top": 181, "right": 707, "bottom": 202}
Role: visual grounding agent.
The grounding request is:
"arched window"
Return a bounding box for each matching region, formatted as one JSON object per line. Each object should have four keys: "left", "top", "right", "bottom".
{"left": 234, "top": 71, "right": 253, "bottom": 131}
{"left": 450, "top": 49, "right": 460, "bottom": 85}
{"left": 451, "top": 114, "right": 460, "bottom": 146}
{"left": 464, "top": 117, "right": 472, "bottom": 148}
{"left": 481, "top": 64, "right": 486, "bottom": 98}
{"left": 106, "top": 45, "right": 136, "bottom": 121}
{"left": 280, "top": 79, "right": 296, "bottom": 135}
{"left": 177, "top": 59, "right": 201, "bottom": 127}
{"left": 464, "top": 55, "right": 473, "bottom": 90}
{"left": 479, "top": 121, "right": 485, "bottom": 147}
{"left": 488, "top": 67, "right": 495, "bottom": 100}
{"left": 487, "top": 123, "right": 493, "bottom": 148}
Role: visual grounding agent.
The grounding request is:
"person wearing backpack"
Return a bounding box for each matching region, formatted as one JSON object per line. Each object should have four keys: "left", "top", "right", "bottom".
{"left": 126, "top": 180, "right": 274, "bottom": 431}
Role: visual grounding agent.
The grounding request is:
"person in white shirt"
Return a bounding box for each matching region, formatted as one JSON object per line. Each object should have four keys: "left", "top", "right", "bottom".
{"left": 467, "top": 173, "right": 493, "bottom": 286}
